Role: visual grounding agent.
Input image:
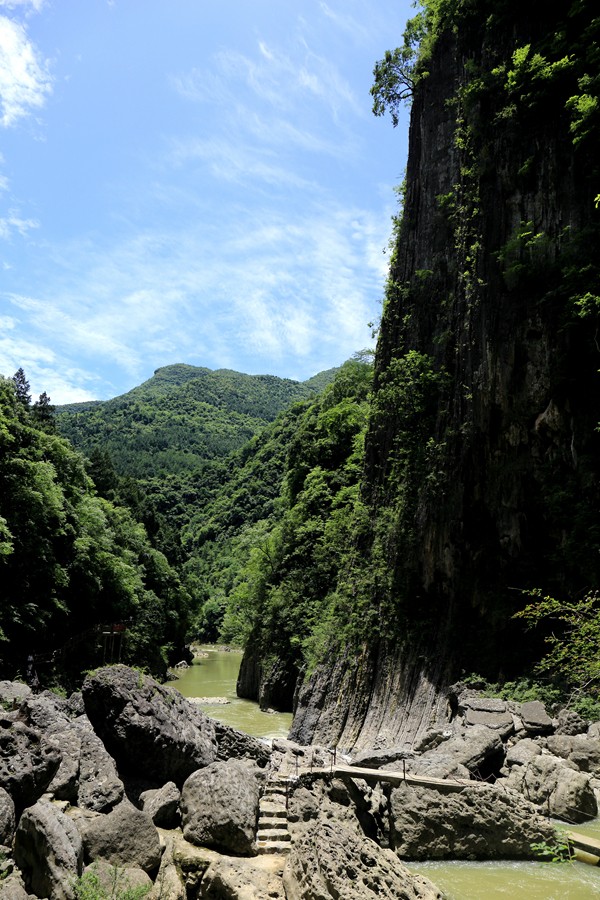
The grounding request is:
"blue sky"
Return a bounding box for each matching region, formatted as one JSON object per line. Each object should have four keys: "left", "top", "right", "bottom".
{"left": 0, "top": 0, "right": 413, "bottom": 403}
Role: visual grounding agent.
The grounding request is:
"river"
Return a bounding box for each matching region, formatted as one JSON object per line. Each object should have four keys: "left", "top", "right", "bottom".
{"left": 167, "top": 645, "right": 600, "bottom": 898}
{"left": 165, "top": 644, "right": 292, "bottom": 739}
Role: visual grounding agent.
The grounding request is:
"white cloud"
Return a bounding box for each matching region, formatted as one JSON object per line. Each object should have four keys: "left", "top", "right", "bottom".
{"left": 0, "top": 1, "right": 46, "bottom": 11}
{"left": 0, "top": 210, "right": 38, "bottom": 238}
{"left": 0, "top": 13, "right": 52, "bottom": 127}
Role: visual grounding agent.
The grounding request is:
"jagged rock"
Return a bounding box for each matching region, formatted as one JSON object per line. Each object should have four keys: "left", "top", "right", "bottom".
{"left": 0, "top": 788, "right": 15, "bottom": 845}
{"left": 588, "top": 722, "right": 600, "bottom": 740}
{"left": 503, "top": 753, "right": 597, "bottom": 822}
{"left": 140, "top": 781, "right": 180, "bottom": 828}
{"left": 181, "top": 758, "right": 263, "bottom": 855}
{"left": 504, "top": 737, "right": 542, "bottom": 768}
{"left": 79, "top": 799, "right": 162, "bottom": 874}
{"left": 0, "top": 722, "right": 61, "bottom": 810}
{"left": 14, "top": 799, "right": 83, "bottom": 900}
{"left": 46, "top": 726, "right": 81, "bottom": 802}
{"left": 543, "top": 734, "right": 600, "bottom": 775}
{"left": 555, "top": 709, "right": 587, "bottom": 735}
{"left": 389, "top": 781, "right": 557, "bottom": 860}
{"left": 162, "top": 828, "right": 219, "bottom": 898}
{"left": 457, "top": 696, "right": 514, "bottom": 736}
{"left": 81, "top": 665, "right": 217, "bottom": 784}
{"left": 213, "top": 719, "right": 271, "bottom": 767}
{"left": 18, "top": 691, "right": 72, "bottom": 732}
{"left": 0, "top": 681, "right": 31, "bottom": 706}
{"left": 517, "top": 701, "right": 553, "bottom": 735}
{"left": 77, "top": 726, "right": 124, "bottom": 812}
{"left": 351, "top": 746, "right": 415, "bottom": 768}
{"left": 0, "top": 870, "right": 30, "bottom": 899}
{"left": 410, "top": 725, "right": 504, "bottom": 781}
{"left": 201, "top": 856, "right": 286, "bottom": 899}
{"left": 283, "top": 815, "right": 444, "bottom": 900}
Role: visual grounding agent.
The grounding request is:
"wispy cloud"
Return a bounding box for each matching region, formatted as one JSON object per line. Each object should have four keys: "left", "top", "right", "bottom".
{"left": 0, "top": 12, "right": 52, "bottom": 127}
{"left": 0, "top": 210, "right": 38, "bottom": 239}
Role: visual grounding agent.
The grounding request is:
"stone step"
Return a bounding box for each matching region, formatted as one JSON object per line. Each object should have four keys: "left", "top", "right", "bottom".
{"left": 256, "top": 840, "right": 291, "bottom": 855}
{"left": 257, "top": 829, "right": 287, "bottom": 842}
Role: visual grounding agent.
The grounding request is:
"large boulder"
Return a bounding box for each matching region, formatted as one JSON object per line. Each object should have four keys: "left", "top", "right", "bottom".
{"left": 181, "top": 758, "right": 263, "bottom": 855}
{"left": 82, "top": 665, "right": 217, "bottom": 784}
{"left": 389, "top": 781, "right": 557, "bottom": 860}
{"left": 503, "top": 753, "right": 598, "bottom": 823}
{"left": 46, "top": 719, "right": 124, "bottom": 813}
{"left": 14, "top": 799, "right": 83, "bottom": 900}
{"left": 283, "top": 816, "right": 443, "bottom": 900}
{"left": 140, "top": 781, "right": 181, "bottom": 828}
{"left": 79, "top": 799, "right": 162, "bottom": 875}
{"left": 543, "top": 734, "right": 600, "bottom": 776}
{"left": 0, "top": 787, "right": 15, "bottom": 845}
{"left": 201, "top": 856, "right": 286, "bottom": 899}
{"left": 0, "top": 722, "right": 61, "bottom": 810}
{"left": 408, "top": 725, "right": 504, "bottom": 781}
{"left": 0, "top": 681, "right": 31, "bottom": 707}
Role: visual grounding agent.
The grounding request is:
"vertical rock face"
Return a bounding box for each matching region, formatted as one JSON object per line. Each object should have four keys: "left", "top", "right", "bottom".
{"left": 292, "top": 2, "right": 600, "bottom": 751}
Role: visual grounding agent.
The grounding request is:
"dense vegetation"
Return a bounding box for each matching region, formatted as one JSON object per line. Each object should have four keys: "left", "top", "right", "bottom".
{"left": 0, "top": 371, "right": 191, "bottom": 687}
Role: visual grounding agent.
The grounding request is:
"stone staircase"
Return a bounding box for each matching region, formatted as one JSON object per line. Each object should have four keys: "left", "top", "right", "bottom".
{"left": 256, "top": 776, "right": 292, "bottom": 855}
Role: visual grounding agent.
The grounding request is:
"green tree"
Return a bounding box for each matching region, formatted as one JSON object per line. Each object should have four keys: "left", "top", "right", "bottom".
{"left": 515, "top": 590, "right": 600, "bottom": 710}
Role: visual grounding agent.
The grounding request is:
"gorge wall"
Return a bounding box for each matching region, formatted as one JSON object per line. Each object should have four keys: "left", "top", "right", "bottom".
{"left": 289, "top": 0, "right": 600, "bottom": 752}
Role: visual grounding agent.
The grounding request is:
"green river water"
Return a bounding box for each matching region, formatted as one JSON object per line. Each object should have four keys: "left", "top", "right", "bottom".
{"left": 167, "top": 646, "right": 600, "bottom": 898}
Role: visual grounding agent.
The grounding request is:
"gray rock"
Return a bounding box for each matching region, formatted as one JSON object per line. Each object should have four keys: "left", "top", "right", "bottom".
{"left": 14, "top": 799, "right": 83, "bottom": 900}
{"left": 0, "top": 870, "right": 30, "bottom": 899}
{"left": 518, "top": 700, "right": 553, "bottom": 734}
{"left": 0, "top": 681, "right": 31, "bottom": 707}
{"left": 18, "top": 692, "right": 71, "bottom": 732}
{"left": 82, "top": 665, "right": 217, "bottom": 784}
{"left": 460, "top": 697, "right": 514, "bottom": 736}
{"left": 412, "top": 725, "right": 504, "bottom": 780}
{"left": 283, "top": 816, "right": 444, "bottom": 900}
{"left": 80, "top": 798, "right": 162, "bottom": 874}
{"left": 588, "top": 722, "right": 600, "bottom": 740}
{"left": 46, "top": 726, "right": 81, "bottom": 802}
{"left": 0, "top": 722, "right": 61, "bottom": 810}
{"left": 77, "top": 727, "right": 124, "bottom": 812}
{"left": 214, "top": 719, "right": 271, "bottom": 767}
{"left": 140, "top": 781, "right": 180, "bottom": 828}
{"left": 555, "top": 708, "right": 587, "bottom": 735}
{"left": 505, "top": 737, "right": 543, "bottom": 768}
{"left": 544, "top": 734, "right": 600, "bottom": 775}
{"left": 181, "top": 758, "right": 263, "bottom": 855}
{"left": 389, "top": 781, "right": 557, "bottom": 859}
{"left": 0, "top": 788, "right": 15, "bottom": 845}
{"left": 504, "top": 753, "right": 597, "bottom": 822}
{"left": 201, "top": 856, "right": 286, "bottom": 899}
{"left": 351, "top": 746, "right": 415, "bottom": 768}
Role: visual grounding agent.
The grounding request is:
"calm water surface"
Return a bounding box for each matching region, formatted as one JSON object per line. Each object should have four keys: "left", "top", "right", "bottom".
{"left": 167, "top": 647, "right": 600, "bottom": 897}
{"left": 165, "top": 644, "right": 292, "bottom": 739}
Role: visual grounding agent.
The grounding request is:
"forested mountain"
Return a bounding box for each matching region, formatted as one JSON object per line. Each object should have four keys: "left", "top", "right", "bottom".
{"left": 56, "top": 364, "right": 324, "bottom": 479}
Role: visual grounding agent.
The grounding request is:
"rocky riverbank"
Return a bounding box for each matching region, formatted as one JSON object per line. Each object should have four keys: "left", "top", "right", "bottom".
{"left": 0, "top": 667, "right": 598, "bottom": 898}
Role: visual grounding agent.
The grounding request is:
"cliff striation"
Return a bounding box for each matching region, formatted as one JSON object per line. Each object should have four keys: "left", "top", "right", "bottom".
{"left": 290, "top": 0, "right": 600, "bottom": 752}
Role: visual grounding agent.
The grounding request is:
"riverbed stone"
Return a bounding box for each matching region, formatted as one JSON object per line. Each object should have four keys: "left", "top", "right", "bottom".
{"left": 518, "top": 700, "right": 553, "bottom": 734}
{"left": 409, "top": 725, "right": 504, "bottom": 781}
{"left": 284, "top": 813, "right": 444, "bottom": 900}
{"left": 14, "top": 799, "right": 83, "bottom": 900}
{"left": 82, "top": 665, "right": 218, "bottom": 784}
{"left": 181, "top": 758, "right": 263, "bottom": 855}
{"left": 201, "top": 855, "right": 286, "bottom": 899}
{"left": 214, "top": 719, "right": 271, "bottom": 767}
{"left": 503, "top": 753, "right": 598, "bottom": 822}
{"left": 389, "top": 781, "right": 557, "bottom": 860}
{"left": 0, "top": 721, "right": 61, "bottom": 810}
{"left": 0, "top": 681, "right": 31, "bottom": 707}
{"left": 0, "top": 788, "right": 15, "bottom": 845}
{"left": 80, "top": 799, "right": 161, "bottom": 874}
{"left": 544, "top": 734, "right": 600, "bottom": 775}
{"left": 140, "top": 781, "right": 180, "bottom": 828}
{"left": 555, "top": 709, "right": 587, "bottom": 735}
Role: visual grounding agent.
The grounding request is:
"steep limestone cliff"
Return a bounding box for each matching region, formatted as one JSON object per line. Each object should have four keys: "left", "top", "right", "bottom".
{"left": 290, "top": 0, "right": 600, "bottom": 752}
